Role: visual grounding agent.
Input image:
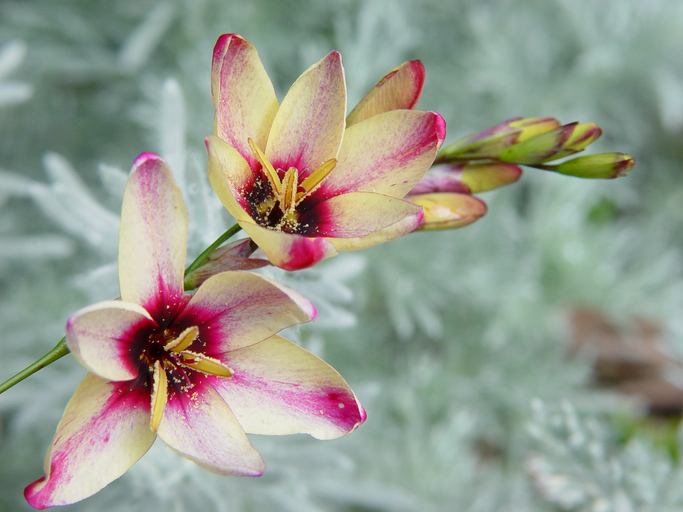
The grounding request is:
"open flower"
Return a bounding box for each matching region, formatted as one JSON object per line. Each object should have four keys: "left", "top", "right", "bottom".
{"left": 207, "top": 34, "right": 445, "bottom": 270}
{"left": 25, "top": 154, "right": 365, "bottom": 509}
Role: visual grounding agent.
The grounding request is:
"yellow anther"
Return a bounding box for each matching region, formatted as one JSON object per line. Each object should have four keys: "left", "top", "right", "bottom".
{"left": 248, "top": 138, "right": 281, "bottom": 195}
{"left": 165, "top": 326, "right": 199, "bottom": 353}
{"left": 150, "top": 360, "right": 167, "bottom": 432}
{"left": 297, "top": 158, "right": 337, "bottom": 201}
{"left": 179, "top": 351, "right": 233, "bottom": 378}
{"left": 280, "top": 167, "right": 299, "bottom": 213}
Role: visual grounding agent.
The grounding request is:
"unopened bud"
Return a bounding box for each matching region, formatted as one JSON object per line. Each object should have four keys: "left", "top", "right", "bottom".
{"left": 436, "top": 117, "right": 560, "bottom": 162}
{"left": 499, "top": 123, "right": 601, "bottom": 165}
{"left": 407, "top": 172, "right": 472, "bottom": 196}
{"left": 409, "top": 162, "right": 522, "bottom": 196}
{"left": 451, "top": 162, "right": 522, "bottom": 193}
{"left": 547, "top": 153, "right": 635, "bottom": 179}
{"left": 184, "top": 238, "right": 270, "bottom": 290}
{"left": 409, "top": 192, "right": 487, "bottom": 231}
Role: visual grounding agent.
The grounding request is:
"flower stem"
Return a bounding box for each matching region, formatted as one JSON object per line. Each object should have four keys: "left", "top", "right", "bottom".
{"left": 0, "top": 337, "right": 69, "bottom": 394}
{"left": 184, "top": 223, "right": 243, "bottom": 277}
{"left": 0, "top": 224, "right": 244, "bottom": 396}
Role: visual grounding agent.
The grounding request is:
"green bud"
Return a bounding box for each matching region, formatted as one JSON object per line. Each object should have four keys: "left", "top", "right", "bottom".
{"left": 456, "top": 162, "right": 522, "bottom": 193}
{"left": 499, "top": 122, "right": 602, "bottom": 165}
{"left": 548, "top": 153, "right": 635, "bottom": 179}
{"left": 545, "top": 123, "right": 602, "bottom": 161}
{"left": 436, "top": 117, "right": 560, "bottom": 162}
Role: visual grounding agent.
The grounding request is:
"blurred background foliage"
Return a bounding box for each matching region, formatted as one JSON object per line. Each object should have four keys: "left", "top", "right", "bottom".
{"left": 1, "top": 0, "right": 683, "bottom": 510}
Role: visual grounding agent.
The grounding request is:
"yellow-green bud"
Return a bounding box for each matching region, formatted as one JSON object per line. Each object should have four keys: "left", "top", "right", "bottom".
{"left": 548, "top": 153, "right": 635, "bottom": 179}
{"left": 499, "top": 123, "right": 601, "bottom": 165}
{"left": 436, "top": 117, "right": 560, "bottom": 162}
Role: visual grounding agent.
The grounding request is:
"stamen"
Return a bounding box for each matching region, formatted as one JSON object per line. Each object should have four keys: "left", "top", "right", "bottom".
{"left": 165, "top": 326, "right": 199, "bottom": 353}
{"left": 248, "top": 138, "right": 281, "bottom": 195}
{"left": 280, "top": 167, "right": 299, "bottom": 213}
{"left": 150, "top": 360, "right": 167, "bottom": 432}
{"left": 297, "top": 158, "right": 337, "bottom": 201}
{"left": 179, "top": 351, "right": 233, "bottom": 378}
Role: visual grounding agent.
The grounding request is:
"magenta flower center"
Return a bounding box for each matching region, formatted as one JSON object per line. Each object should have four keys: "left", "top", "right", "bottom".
{"left": 136, "top": 324, "right": 233, "bottom": 431}
{"left": 244, "top": 138, "right": 337, "bottom": 234}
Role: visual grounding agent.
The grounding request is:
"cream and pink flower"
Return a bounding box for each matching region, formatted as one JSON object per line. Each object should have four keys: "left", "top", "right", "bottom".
{"left": 206, "top": 34, "right": 445, "bottom": 270}
{"left": 25, "top": 153, "right": 365, "bottom": 509}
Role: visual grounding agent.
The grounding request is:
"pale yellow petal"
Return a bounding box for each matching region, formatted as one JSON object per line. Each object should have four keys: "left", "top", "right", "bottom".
{"left": 266, "top": 51, "right": 346, "bottom": 174}
{"left": 212, "top": 34, "right": 279, "bottom": 167}
{"left": 211, "top": 335, "right": 365, "bottom": 439}
{"left": 346, "top": 60, "right": 425, "bottom": 126}
{"left": 119, "top": 154, "right": 187, "bottom": 311}
{"left": 25, "top": 374, "right": 155, "bottom": 509}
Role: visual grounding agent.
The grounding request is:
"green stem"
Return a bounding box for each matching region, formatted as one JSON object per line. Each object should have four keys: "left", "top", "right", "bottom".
{"left": 184, "top": 223, "right": 243, "bottom": 277}
{"left": 0, "top": 224, "right": 244, "bottom": 396}
{"left": 0, "top": 337, "right": 69, "bottom": 394}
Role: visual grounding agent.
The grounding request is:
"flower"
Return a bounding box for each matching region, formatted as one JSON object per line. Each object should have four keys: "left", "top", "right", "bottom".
{"left": 25, "top": 154, "right": 365, "bottom": 509}
{"left": 206, "top": 34, "right": 445, "bottom": 270}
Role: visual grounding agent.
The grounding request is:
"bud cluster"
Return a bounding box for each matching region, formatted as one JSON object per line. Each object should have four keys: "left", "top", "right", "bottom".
{"left": 435, "top": 116, "right": 635, "bottom": 179}
{"left": 405, "top": 117, "right": 635, "bottom": 231}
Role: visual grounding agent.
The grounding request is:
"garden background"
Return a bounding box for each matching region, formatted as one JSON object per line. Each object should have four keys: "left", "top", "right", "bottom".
{"left": 1, "top": 0, "right": 682, "bottom": 510}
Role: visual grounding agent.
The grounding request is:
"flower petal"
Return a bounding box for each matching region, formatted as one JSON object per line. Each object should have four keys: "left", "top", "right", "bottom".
{"left": 24, "top": 374, "right": 154, "bottom": 509}
{"left": 346, "top": 60, "right": 425, "bottom": 126}
{"left": 118, "top": 154, "right": 187, "bottom": 315}
{"left": 328, "top": 206, "right": 424, "bottom": 251}
{"left": 212, "top": 34, "right": 279, "bottom": 167}
{"left": 66, "top": 300, "right": 156, "bottom": 382}
{"left": 240, "top": 222, "right": 338, "bottom": 271}
{"left": 408, "top": 192, "right": 487, "bottom": 230}
{"left": 211, "top": 335, "right": 365, "bottom": 440}
{"left": 206, "top": 135, "right": 254, "bottom": 222}
{"left": 317, "top": 110, "right": 445, "bottom": 200}
{"left": 266, "top": 51, "right": 346, "bottom": 174}
{"left": 303, "top": 191, "right": 422, "bottom": 239}
{"left": 179, "top": 270, "right": 316, "bottom": 354}
{"left": 155, "top": 377, "right": 265, "bottom": 476}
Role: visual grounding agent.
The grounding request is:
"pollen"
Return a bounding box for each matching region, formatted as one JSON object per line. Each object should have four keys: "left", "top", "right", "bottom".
{"left": 246, "top": 137, "right": 338, "bottom": 232}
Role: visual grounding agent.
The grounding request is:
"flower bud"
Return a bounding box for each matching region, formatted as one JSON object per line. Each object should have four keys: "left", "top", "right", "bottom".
{"left": 498, "top": 123, "right": 601, "bottom": 165}
{"left": 436, "top": 117, "right": 560, "bottom": 162}
{"left": 407, "top": 172, "right": 472, "bottom": 196}
{"left": 408, "top": 192, "right": 487, "bottom": 231}
{"left": 184, "top": 238, "right": 270, "bottom": 290}
{"left": 547, "top": 153, "right": 635, "bottom": 179}
{"left": 451, "top": 162, "right": 523, "bottom": 193}
{"left": 409, "top": 162, "right": 522, "bottom": 196}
